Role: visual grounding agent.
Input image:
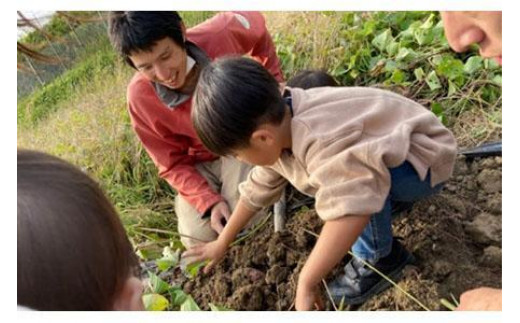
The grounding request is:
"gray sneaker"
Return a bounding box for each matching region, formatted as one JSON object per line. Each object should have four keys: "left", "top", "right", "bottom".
{"left": 328, "top": 239, "right": 415, "bottom": 305}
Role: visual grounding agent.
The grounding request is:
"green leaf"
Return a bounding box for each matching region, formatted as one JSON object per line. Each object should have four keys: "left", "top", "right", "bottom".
{"left": 349, "top": 69, "right": 359, "bottom": 79}
{"left": 372, "top": 29, "right": 393, "bottom": 52}
{"left": 187, "top": 261, "right": 205, "bottom": 278}
{"left": 168, "top": 286, "right": 188, "bottom": 307}
{"left": 431, "top": 102, "right": 443, "bottom": 116}
{"left": 209, "top": 303, "right": 233, "bottom": 311}
{"left": 156, "top": 259, "right": 174, "bottom": 272}
{"left": 425, "top": 71, "right": 441, "bottom": 90}
{"left": 155, "top": 247, "right": 180, "bottom": 272}
{"left": 180, "top": 295, "right": 201, "bottom": 311}
{"left": 386, "top": 41, "right": 399, "bottom": 56}
{"left": 147, "top": 271, "right": 170, "bottom": 294}
{"left": 361, "top": 20, "right": 376, "bottom": 36}
{"left": 432, "top": 19, "right": 445, "bottom": 39}
{"left": 431, "top": 102, "right": 446, "bottom": 125}
{"left": 419, "top": 13, "right": 436, "bottom": 29}
{"left": 436, "top": 56, "right": 464, "bottom": 80}
{"left": 390, "top": 69, "right": 405, "bottom": 84}
{"left": 484, "top": 57, "right": 500, "bottom": 70}
{"left": 384, "top": 60, "right": 398, "bottom": 73}
{"left": 396, "top": 47, "right": 416, "bottom": 61}
{"left": 448, "top": 80, "right": 458, "bottom": 96}
{"left": 414, "top": 67, "right": 425, "bottom": 81}
{"left": 143, "top": 293, "right": 169, "bottom": 311}
{"left": 180, "top": 257, "right": 207, "bottom": 279}
{"left": 463, "top": 56, "right": 483, "bottom": 74}
{"left": 399, "top": 20, "right": 421, "bottom": 39}
{"left": 136, "top": 247, "right": 162, "bottom": 261}
{"left": 492, "top": 75, "right": 502, "bottom": 86}
{"left": 414, "top": 28, "right": 434, "bottom": 45}
{"left": 170, "top": 239, "right": 185, "bottom": 251}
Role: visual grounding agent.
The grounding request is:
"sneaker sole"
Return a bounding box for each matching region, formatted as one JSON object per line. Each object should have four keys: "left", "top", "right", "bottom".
{"left": 335, "top": 252, "right": 416, "bottom": 306}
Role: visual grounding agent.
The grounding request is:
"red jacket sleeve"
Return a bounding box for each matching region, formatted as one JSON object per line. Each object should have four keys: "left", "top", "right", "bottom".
{"left": 188, "top": 11, "right": 284, "bottom": 82}
{"left": 127, "top": 78, "right": 223, "bottom": 215}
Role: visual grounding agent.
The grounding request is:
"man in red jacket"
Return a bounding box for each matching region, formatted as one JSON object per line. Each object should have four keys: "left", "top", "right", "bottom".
{"left": 108, "top": 11, "right": 284, "bottom": 247}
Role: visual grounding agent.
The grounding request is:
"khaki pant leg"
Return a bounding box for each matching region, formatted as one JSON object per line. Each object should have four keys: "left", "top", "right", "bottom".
{"left": 219, "top": 157, "right": 268, "bottom": 229}
{"left": 175, "top": 159, "right": 222, "bottom": 248}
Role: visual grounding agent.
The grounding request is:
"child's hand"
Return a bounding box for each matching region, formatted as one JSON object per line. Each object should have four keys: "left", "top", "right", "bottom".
{"left": 182, "top": 240, "right": 228, "bottom": 274}
{"left": 295, "top": 282, "right": 323, "bottom": 311}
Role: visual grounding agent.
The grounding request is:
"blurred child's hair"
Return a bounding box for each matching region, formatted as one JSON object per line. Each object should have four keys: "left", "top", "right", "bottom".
{"left": 17, "top": 149, "right": 139, "bottom": 310}
{"left": 286, "top": 70, "right": 339, "bottom": 89}
{"left": 108, "top": 11, "right": 184, "bottom": 69}
{"left": 193, "top": 56, "right": 286, "bottom": 156}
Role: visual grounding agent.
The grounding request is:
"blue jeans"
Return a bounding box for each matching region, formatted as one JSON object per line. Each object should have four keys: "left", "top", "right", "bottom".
{"left": 351, "top": 161, "right": 444, "bottom": 261}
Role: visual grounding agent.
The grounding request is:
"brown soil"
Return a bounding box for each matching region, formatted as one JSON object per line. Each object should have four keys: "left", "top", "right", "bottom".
{"left": 164, "top": 155, "right": 502, "bottom": 311}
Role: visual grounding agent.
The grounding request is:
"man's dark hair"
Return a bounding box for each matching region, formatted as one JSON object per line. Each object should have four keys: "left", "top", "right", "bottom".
{"left": 17, "top": 150, "right": 139, "bottom": 310}
{"left": 108, "top": 11, "right": 185, "bottom": 68}
{"left": 287, "top": 70, "right": 339, "bottom": 89}
{"left": 193, "top": 56, "right": 286, "bottom": 156}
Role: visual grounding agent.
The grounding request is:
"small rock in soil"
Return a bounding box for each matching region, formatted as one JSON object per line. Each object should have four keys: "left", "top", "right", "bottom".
{"left": 485, "top": 194, "right": 502, "bottom": 215}
{"left": 479, "top": 246, "right": 502, "bottom": 267}
{"left": 477, "top": 169, "right": 502, "bottom": 194}
{"left": 231, "top": 267, "right": 265, "bottom": 290}
{"left": 464, "top": 212, "right": 502, "bottom": 244}
{"left": 228, "top": 283, "right": 265, "bottom": 310}
{"left": 266, "top": 265, "right": 291, "bottom": 285}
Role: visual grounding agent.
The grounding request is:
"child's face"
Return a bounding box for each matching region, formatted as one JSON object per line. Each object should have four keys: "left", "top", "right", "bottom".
{"left": 232, "top": 144, "right": 281, "bottom": 166}
{"left": 441, "top": 11, "right": 502, "bottom": 65}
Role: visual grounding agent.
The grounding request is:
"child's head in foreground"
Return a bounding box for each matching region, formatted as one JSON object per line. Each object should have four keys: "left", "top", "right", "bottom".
{"left": 193, "top": 56, "right": 289, "bottom": 166}
{"left": 17, "top": 149, "right": 143, "bottom": 310}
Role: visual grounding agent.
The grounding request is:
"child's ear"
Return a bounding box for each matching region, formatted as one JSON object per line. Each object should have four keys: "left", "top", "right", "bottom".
{"left": 250, "top": 128, "right": 275, "bottom": 146}
{"left": 112, "top": 276, "right": 145, "bottom": 311}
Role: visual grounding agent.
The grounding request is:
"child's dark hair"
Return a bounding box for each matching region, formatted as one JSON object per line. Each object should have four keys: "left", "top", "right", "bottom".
{"left": 108, "top": 11, "right": 185, "bottom": 69}
{"left": 193, "top": 56, "right": 286, "bottom": 156}
{"left": 286, "top": 70, "right": 339, "bottom": 89}
{"left": 17, "top": 150, "right": 139, "bottom": 310}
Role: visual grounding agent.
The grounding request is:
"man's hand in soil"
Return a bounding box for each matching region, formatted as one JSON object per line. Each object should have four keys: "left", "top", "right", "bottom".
{"left": 182, "top": 240, "right": 227, "bottom": 274}
{"left": 456, "top": 287, "right": 502, "bottom": 311}
{"left": 295, "top": 282, "right": 323, "bottom": 311}
{"left": 210, "top": 201, "right": 231, "bottom": 234}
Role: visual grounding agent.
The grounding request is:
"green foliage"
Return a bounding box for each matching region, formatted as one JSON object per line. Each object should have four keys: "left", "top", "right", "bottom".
{"left": 155, "top": 246, "right": 181, "bottom": 272}
{"left": 275, "top": 12, "right": 501, "bottom": 134}
{"left": 18, "top": 48, "right": 117, "bottom": 125}
{"left": 143, "top": 294, "right": 170, "bottom": 311}
{"left": 141, "top": 272, "right": 209, "bottom": 311}
{"left": 180, "top": 296, "right": 201, "bottom": 311}
{"left": 209, "top": 303, "right": 233, "bottom": 311}
{"left": 169, "top": 286, "right": 189, "bottom": 307}
{"left": 180, "top": 11, "right": 216, "bottom": 26}
{"left": 180, "top": 259, "right": 207, "bottom": 279}
{"left": 147, "top": 271, "right": 171, "bottom": 294}
{"left": 22, "top": 12, "right": 97, "bottom": 45}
